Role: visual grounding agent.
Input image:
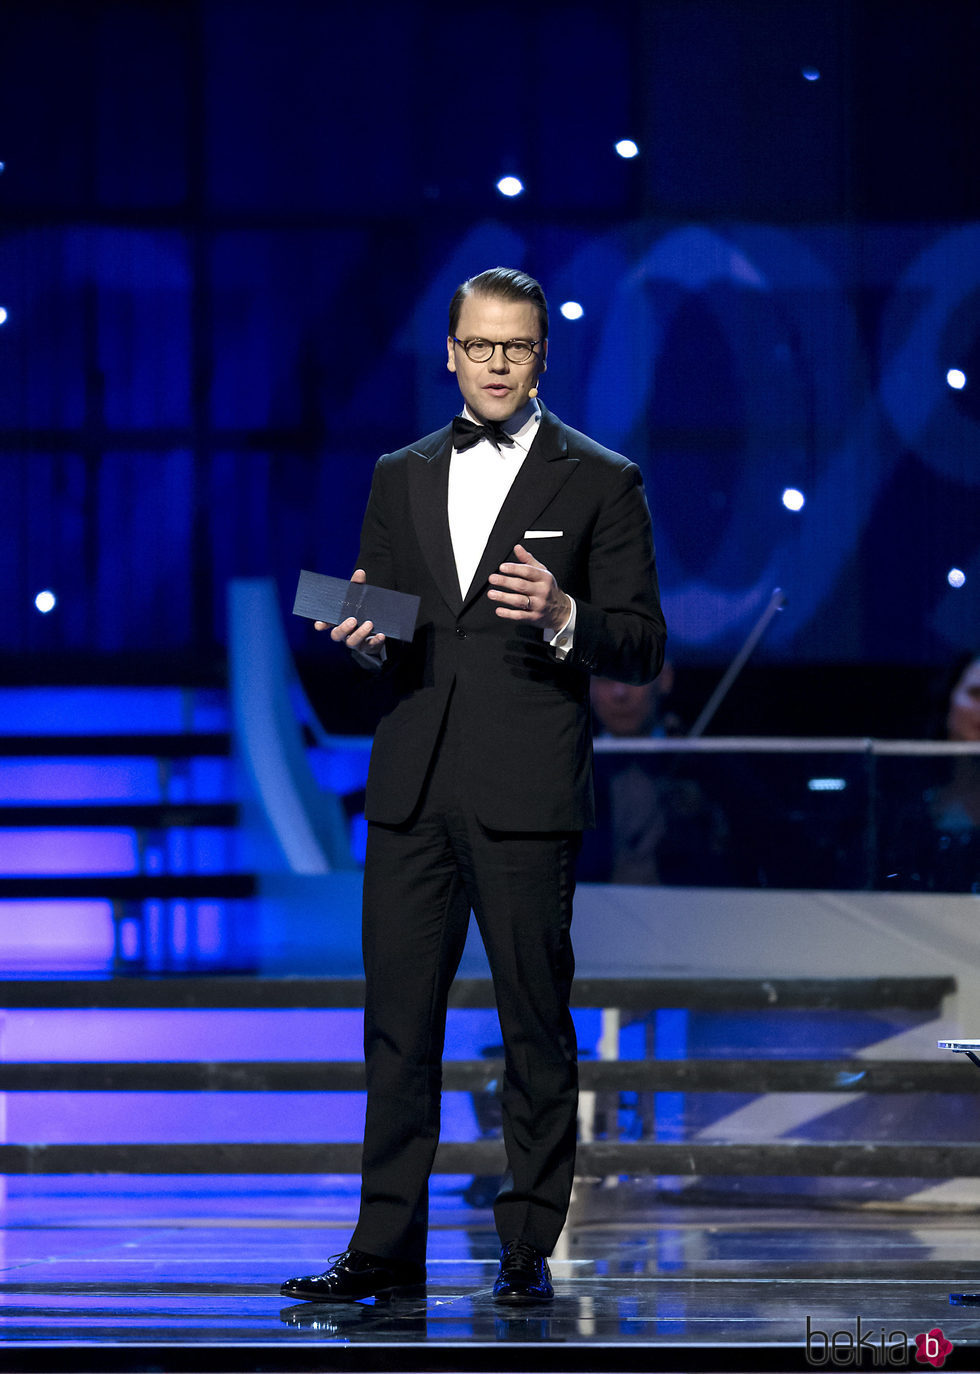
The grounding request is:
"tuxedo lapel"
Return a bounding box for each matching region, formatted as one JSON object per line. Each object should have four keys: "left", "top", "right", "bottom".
{"left": 406, "top": 424, "right": 462, "bottom": 616}
{"left": 459, "top": 409, "right": 579, "bottom": 614}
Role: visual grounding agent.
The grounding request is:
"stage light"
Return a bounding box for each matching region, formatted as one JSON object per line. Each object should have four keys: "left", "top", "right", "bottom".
{"left": 801, "top": 67, "right": 821, "bottom": 82}
{"left": 808, "top": 778, "right": 847, "bottom": 792}
{"left": 0, "top": 161, "right": 5, "bottom": 174}
{"left": 559, "top": 301, "right": 584, "bottom": 321}
{"left": 35, "top": 590, "right": 56, "bottom": 614}
{"left": 946, "top": 368, "right": 967, "bottom": 390}
{"left": 496, "top": 176, "right": 524, "bottom": 198}
{"left": 0, "top": 307, "right": 8, "bottom": 326}
{"left": 947, "top": 568, "right": 966, "bottom": 589}
{"left": 781, "top": 487, "right": 805, "bottom": 511}
{"left": 614, "top": 139, "right": 639, "bottom": 159}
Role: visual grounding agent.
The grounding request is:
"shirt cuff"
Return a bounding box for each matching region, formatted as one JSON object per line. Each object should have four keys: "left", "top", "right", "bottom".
{"left": 544, "top": 598, "right": 576, "bottom": 660}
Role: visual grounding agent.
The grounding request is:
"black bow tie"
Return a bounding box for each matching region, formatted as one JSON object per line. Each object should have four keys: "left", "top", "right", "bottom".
{"left": 452, "top": 415, "right": 516, "bottom": 452}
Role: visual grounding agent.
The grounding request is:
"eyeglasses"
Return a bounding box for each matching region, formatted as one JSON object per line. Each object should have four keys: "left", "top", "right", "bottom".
{"left": 452, "top": 337, "right": 543, "bottom": 364}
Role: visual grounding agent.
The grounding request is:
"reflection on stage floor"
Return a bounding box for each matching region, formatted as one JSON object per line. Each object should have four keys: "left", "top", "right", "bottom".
{"left": 3, "top": 1176, "right": 980, "bottom": 1371}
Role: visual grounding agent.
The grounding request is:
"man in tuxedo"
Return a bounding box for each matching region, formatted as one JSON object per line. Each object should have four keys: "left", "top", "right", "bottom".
{"left": 282, "top": 268, "right": 666, "bottom": 1305}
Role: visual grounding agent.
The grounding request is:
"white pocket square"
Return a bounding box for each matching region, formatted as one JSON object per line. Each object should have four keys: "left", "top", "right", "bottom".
{"left": 523, "top": 529, "right": 563, "bottom": 538}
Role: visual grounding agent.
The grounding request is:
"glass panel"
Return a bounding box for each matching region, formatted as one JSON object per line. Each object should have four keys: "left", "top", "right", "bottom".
{"left": 584, "top": 740, "right": 980, "bottom": 893}
{"left": 876, "top": 746, "right": 980, "bottom": 894}
{"left": 584, "top": 743, "right": 871, "bottom": 889}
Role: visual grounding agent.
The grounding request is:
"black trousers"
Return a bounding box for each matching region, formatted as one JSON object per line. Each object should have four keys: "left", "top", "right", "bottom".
{"left": 350, "top": 698, "right": 580, "bottom": 1265}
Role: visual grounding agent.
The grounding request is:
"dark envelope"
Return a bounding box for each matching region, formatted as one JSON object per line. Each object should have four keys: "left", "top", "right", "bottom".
{"left": 293, "top": 570, "right": 420, "bottom": 641}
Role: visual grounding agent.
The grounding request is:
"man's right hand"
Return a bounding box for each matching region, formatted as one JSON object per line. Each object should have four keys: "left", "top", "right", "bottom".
{"left": 317, "top": 568, "right": 386, "bottom": 657}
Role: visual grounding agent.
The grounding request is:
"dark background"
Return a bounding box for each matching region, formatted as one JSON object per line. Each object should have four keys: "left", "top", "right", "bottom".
{"left": 1, "top": 0, "right": 978, "bottom": 735}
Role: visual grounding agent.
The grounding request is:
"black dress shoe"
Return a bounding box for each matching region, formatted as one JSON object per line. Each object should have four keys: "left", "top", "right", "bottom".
{"left": 280, "top": 1249, "right": 426, "bottom": 1303}
{"left": 492, "top": 1240, "right": 554, "bottom": 1304}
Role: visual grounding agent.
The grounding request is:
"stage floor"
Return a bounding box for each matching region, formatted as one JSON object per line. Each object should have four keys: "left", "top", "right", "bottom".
{"left": 3, "top": 1178, "right": 980, "bottom": 1372}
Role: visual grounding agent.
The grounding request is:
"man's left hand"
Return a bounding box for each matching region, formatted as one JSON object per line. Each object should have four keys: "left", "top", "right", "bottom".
{"left": 488, "top": 544, "right": 571, "bottom": 634}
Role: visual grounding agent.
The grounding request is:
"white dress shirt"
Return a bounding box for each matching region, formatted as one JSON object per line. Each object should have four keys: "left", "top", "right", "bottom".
{"left": 448, "top": 401, "right": 575, "bottom": 654}
{"left": 448, "top": 403, "right": 539, "bottom": 597}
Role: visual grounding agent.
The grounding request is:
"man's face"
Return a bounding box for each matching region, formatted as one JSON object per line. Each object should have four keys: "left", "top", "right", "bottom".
{"left": 447, "top": 292, "right": 547, "bottom": 425}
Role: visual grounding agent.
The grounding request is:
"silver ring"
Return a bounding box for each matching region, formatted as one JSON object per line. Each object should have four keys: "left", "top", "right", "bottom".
{"left": 525, "top": 595, "right": 532, "bottom": 612}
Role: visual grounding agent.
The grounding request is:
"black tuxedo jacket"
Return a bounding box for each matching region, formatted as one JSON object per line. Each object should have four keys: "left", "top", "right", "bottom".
{"left": 356, "top": 405, "right": 666, "bottom": 832}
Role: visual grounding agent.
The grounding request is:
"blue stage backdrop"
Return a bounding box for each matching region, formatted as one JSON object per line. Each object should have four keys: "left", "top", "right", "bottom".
{"left": 0, "top": 1, "right": 977, "bottom": 668}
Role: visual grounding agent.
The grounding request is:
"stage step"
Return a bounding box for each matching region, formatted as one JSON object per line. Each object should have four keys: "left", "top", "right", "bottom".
{"left": 0, "top": 803, "right": 240, "bottom": 828}
{"left": 0, "top": 684, "right": 259, "bottom": 974}
{"left": 0, "top": 875, "right": 256, "bottom": 899}
{"left": 0, "top": 733, "right": 232, "bottom": 757}
{"left": 0, "top": 972, "right": 964, "bottom": 1182}
{"left": 0, "top": 974, "right": 955, "bottom": 1012}
{"left": 1, "top": 1057, "right": 971, "bottom": 1093}
{"left": 1, "top": 1140, "right": 979, "bottom": 1177}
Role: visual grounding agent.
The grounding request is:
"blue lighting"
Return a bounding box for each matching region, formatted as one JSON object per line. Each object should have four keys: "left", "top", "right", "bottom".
{"left": 802, "top": 67, "right": 821, "bottom": 82}
{"left": 946, "top": 368, "right": 967, "bottom": 390}
{"left": 0, "top": 901, "right": 116, "bottom": 971}
{"left": 781, "top": 487, "right": 805, "bottom": 512}
{"left": 0, "top": 758, "right": 232, "bottom": 803}
{"left": 495, "top": 175, "right": 524, "bottom": 198}
{"left": 0, "top": 306, "right": 8, "bottom": 326}
{"left": 0, "top": 686, "right": 230, "bottom": 733}
{"left": 614, "top": 139, "right": 639, "bottom": 159}
{"left": 947, "top": 567, "right": 966, "bottom": 589}
{"left": 807, "top": 778, "right": 847, "bottom": 792}
{"left": 560, "top": 301, "right": 584, "bottom": 321}
{"left": 0, "top": 1007, "right": 365, "bottom": 1062}
{"left": 35, "top": 589, "right": 56, "bottom": 614}
{"left": 0, "top": 829, "right": 137, "bottom": 875}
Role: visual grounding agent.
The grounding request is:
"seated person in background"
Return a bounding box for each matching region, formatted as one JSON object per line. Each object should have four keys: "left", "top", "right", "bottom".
{"left": 925, "top": 651, "right": 980, "bottom": 883}
{"left": 590, "top": 665, "right": 681, "bottom": 741}
{"left": 886, "top": 650, "right": 980, "bottom": 893}
{"left": 945, "top": 650, "right": 980, "bottom": 745}
{"left": 583, "top": 663, "right": 733, "bottom": 885}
